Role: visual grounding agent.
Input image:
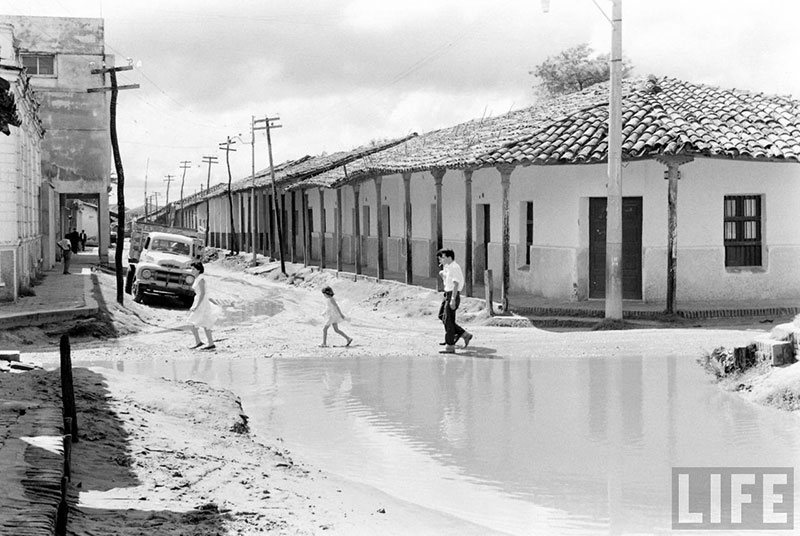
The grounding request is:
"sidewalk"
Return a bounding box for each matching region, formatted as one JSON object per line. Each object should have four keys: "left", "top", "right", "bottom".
{"left": 318, "top": 263, "right": 800, "bottom": 321}
{"left": 0, "top": 248, "right": 100, "bottom": 330}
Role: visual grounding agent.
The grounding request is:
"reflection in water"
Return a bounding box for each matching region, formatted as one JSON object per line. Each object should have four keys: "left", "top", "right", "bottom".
{"left": 83, "top": 354, "right": 800, "bottom": 535}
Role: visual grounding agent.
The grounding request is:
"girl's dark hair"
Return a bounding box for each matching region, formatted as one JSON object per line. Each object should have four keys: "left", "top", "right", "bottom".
{"left": 321, "top": 286, "right": 334, "bottom": 296}
{"left": 191, "top": 261, "right": 205, "bottom": 274}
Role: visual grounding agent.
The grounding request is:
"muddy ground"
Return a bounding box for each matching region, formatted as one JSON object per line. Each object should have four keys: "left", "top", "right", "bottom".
{"left": 2, "top": 255, "right": 796, "bottom": 535}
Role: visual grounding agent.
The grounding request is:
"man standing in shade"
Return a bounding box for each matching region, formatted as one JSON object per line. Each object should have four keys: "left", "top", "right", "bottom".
{"left": 57, "top": 235, "right": 72, "bottom": 274}
{"left": 437, "top": 248, "right": 473, "bottom": 353}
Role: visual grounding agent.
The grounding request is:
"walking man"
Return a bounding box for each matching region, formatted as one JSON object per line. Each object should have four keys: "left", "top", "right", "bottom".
{"left": 67, "top": 227, "right": 80, "bottom": 254}
{"left": 79, "top": 229, "right": 87, "bottom": 251}
{"left": 437, "top": 248, "right": 473, "bottom": 353}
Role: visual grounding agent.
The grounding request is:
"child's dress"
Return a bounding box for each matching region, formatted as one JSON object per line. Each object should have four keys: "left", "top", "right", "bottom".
{"left": 324, "top": 296, "right": 344, "bottom": 325}
{"left": 187, "top": 274, "right": 222, "bottom": 329}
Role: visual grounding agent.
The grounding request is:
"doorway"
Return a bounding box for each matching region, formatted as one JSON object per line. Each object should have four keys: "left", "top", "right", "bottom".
{"left": 588, "top": 197, "right": 642, "bottom": 299}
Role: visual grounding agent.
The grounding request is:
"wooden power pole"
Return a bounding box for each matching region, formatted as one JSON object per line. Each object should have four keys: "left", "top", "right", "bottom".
{"left": 88, "top": 63, "right": 139, "bottom": 305}
{"left": 219, "top": 137, "right": 239, "bottom": 254}
{"left": 178, "top": 160, "right": 191, "bottom": 227}
{"left": 256, "top": 116, "right": 284, "bottom": 275}
{"left": 201, "top": 156, "right": 218, "bottom": 245}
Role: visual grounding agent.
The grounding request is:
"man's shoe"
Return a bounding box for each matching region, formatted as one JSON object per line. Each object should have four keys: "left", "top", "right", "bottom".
{"left": 439, "top": 335, "right": 460, "bottom": 345}
{"left": 442, "top": 345, "right": 456, "bottom": 354}
{"left": 462, "top": 332, "right": 473, "bottom": 348}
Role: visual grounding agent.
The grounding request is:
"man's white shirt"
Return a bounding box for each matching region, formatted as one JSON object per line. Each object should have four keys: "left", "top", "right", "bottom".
{"left": 442, "top": 261, "right": 464, "bottom": 292}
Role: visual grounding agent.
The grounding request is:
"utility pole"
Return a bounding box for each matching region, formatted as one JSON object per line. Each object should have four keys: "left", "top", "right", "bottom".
{"left": 257, "top": 115, "right": 285, "bottom": 275}
{"left": 219, "top": 137, "right": 239, "bottom": 254}
{"left": 88, "top": 62, "right": 139, "bottom": 305}
{"left": 178, "top": 160, "right": 191, "bottom": 227}
{"left": 150, "top": 192, "right": 161, "bottom": 214}
{"left": 163, "top": 174, "right": 175, "bottom": 227}
{"left": 201, "top": 156, "right": 218, "bottom": 245}
{"left": 143, "top": 157, "right": 149, "bottom": 220}
{"left": 605, "top": 0, "right": 623, "bottom": 320}
{"left": 247, "top": 116, "right": 259, "bottom": 266}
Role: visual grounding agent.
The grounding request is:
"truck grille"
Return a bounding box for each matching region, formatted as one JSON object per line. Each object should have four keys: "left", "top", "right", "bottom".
{"left": 153, "top": 270, "right": 185, "bottom": 285}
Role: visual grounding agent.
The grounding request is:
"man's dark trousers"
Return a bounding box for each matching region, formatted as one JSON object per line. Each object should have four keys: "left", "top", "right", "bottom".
{"left": 439, "top": 291, "right": 465, "bottom": 346}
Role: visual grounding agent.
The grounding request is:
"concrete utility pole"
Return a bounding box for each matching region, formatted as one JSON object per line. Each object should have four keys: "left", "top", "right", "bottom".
{"left": 201, "top": 156, "right": 218, "bottom": 245}
{"left": 256, "top": 115, "right": 285, "bottom": 275}
{"left": 88, "top": 62, "right": 139, "bottom": 304}
{"left": 178, "top": 160, "right": 191, "bottom": 227}
{"left": 605, "top": 0, "right": 623, "bottom": 320}
{"left": 219, "top": 137, "right": 239, "bottom": 254}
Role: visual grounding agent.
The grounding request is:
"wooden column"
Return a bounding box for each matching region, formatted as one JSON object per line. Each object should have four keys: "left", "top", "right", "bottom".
{"left": 336, "top": 188, "right": 343, "bottom": 272}
{"left": 463, "top": 168, "right": 474, "bottom": 297}
{"left": 374, "top": 175, "right": 384, "bottom": 280}
{"left": 267, "top": 193, "right": 275, "bottom": 256}
{"left": 288, "top": 191, "right": 296, "bottom": 263}
{"left": 353, "top": 182, "right": 362, "bottom": 275}
{"left": 497, "top": 164, "right": 515, "bottom": 312}
{"left": 403, "top": 172, "right": 413, "bottom": 285}
{"left": 319, "top": 187, "right": 327, "bottom": 269}
{"left": 301, "top": 189, "right": 309, "bottom": 266}
{"left": 432, "top": 168, "right": 445, "bottom": 291}
{"left": 657, "top": 155, "right": 693, "bottom": 314}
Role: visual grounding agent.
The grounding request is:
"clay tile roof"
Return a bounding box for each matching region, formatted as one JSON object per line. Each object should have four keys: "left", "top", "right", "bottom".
{"left": 479, "top": 76, "right": 800, "bottom": 166}
{"left": 228, "top": 134, "right": 417, "bottom": 194}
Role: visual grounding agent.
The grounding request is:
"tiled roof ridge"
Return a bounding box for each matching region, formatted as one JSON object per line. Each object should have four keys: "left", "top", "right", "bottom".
{"left": 229, "top": 133, "right": 417, "bottom": 193}
{"left": 479, "top": 75, "right": 800, "bottom": 165}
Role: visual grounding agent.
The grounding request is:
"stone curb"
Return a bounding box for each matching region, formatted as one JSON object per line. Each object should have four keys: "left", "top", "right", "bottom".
{"left": 0, "top": 273, "right": 100, "bottom": 330}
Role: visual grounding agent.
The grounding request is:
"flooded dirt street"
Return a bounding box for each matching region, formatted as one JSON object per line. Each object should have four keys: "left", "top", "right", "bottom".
{"left": 28, "top": 261, "right": 800, "bottom": 535}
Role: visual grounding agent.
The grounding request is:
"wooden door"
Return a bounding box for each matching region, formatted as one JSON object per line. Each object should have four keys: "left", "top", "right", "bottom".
{"left": 589, "top": 197, "right": 642, "bottom": 299}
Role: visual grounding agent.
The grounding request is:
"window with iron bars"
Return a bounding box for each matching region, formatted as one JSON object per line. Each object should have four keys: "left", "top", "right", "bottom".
{"left": 723, "top": 195, "right": 762, "bottom": 267}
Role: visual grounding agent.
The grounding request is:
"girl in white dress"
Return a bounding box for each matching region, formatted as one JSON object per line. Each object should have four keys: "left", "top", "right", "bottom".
{"left": 320, "top": 286, "right": 352, "bottom": 347}
{"left": 186, "top": 262, "right": 221, "bottom": 350}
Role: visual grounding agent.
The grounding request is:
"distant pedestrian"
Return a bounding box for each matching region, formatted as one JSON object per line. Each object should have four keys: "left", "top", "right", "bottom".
{"left": 79, "top": 229, "right": 87, "bottom": 251}
{"left": 57, "top": 236, "right": 72, "bottom": 274}
{"left": 436, "top": 248, "right": 473, "bottom": 353}
{"left": 186, "top": 261, "right": 221, "bottom": 350}
{"left": 320, "top": 286, "right": 352, "bottom": 347}
{"left": 67, "top": 227, "right": 80, "bottom": 254}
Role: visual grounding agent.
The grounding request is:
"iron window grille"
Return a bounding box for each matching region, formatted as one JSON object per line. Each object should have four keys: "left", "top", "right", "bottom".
{"left": 723, "top": 195, "right": 762, "bottom": 267}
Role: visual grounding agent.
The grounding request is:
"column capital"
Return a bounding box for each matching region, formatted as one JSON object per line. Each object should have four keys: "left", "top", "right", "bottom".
{"left": 462, "top": 168, "right": 474, "bottom": 182}
{"left": 402, "top": 171, "right": 412, "bottom": 182}
{"left": 431, "top": 167, "right": 446, "bottom": 183}
{"left": 496, "top": 163, "right": 516, "bottom": 180}
{"left": 373, "top": 174, "right": 383, "bottom": 185}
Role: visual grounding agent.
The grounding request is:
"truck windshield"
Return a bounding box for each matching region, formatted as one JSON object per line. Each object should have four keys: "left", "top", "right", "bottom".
{"left": 150, "top": 239, "right": 190, "bottom": 255}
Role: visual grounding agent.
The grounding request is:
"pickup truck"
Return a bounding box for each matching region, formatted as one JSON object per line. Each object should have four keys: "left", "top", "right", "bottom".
{"left": 126, "top": 222, "right": 204, "bottom": 306}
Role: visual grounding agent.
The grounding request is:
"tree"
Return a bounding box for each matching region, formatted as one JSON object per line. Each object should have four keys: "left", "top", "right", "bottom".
{"left": 530, "top": 43, "right": 633, "bottom": 98}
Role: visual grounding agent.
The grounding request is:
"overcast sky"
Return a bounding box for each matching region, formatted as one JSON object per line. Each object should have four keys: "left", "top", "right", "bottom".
{"left": 5, "top": 0, "right": 800, "bottom": 209}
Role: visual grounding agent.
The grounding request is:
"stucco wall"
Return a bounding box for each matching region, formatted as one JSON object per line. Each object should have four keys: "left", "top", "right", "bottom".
{"left": 8, "top": 15, "right": 111, "bottom": 264}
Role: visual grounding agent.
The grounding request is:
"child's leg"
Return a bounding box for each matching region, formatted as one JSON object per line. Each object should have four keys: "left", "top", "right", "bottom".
{"left": 190, "top": 327, "right": 202, "bottom": 346}
{"left": 332, "top": 323, "right": 352, "bottom": 345}
{"left": 321, "top": 324, "right": 330, "bottom": 346}
{"left": 204, "top": 328, "right": 215, "bottom": 347}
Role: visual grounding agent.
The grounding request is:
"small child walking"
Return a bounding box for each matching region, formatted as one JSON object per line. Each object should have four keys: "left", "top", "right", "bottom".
{"left": 320, "top": 286, "right": 353, "bottom": 347}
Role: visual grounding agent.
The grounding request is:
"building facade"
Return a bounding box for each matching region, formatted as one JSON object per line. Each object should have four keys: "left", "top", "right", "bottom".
{"left": 6, "top": 15, "right": 112, "bottom": 264}
{"left": 0, "top": 22, "right": 46, "bottom": 301}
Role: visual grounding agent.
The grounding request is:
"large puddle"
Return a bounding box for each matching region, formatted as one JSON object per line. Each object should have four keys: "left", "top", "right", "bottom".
{"left": 83, "top": 354, "right": 800, "bottom": 535}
